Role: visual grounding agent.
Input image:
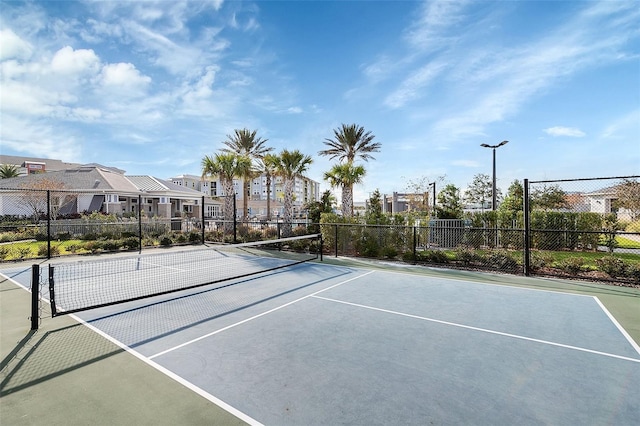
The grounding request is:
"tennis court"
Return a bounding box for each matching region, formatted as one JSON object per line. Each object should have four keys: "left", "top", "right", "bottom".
{"left": 2, "top": 238, "right": 640, "bottom": 425}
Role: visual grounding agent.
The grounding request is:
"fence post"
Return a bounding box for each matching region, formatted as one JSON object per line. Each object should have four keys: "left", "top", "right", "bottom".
{"left": 413, "top": 226, "right": 417, "bottom": 264}
{"left": 138, "top": 194, "right": 142, "bottom": 253}
{"left": 31, "top": 264, "right": 40, "bottom": 330}
{"left": 334, "top": 224, "right": 338, "bottom": 257}
{"left": 201, "top": 195, "right": 205, "bottom": 244}
{"left": 231, "top": 195, "right": 236, "bottom": 243}
{"left": 523, "top": 179, "right": 531, "bottom": 276}
{"left": 47, "top": 190, "right": 51, "bottom": 259}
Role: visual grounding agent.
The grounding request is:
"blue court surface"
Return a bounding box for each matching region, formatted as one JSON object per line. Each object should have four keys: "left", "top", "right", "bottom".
{"left": 6, "top": 261, "right": 640, "bottom": 425}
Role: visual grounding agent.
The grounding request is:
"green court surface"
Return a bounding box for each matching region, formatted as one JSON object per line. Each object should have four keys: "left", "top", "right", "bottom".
{"left": 1, "top": 254, "right": 639, "bottom": 425}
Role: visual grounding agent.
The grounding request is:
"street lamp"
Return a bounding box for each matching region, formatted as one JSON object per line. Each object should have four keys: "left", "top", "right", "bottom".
{"left": 480, "top": 140, "right": 509, "bottom": 211}
{"left": 428, "top": 182, "right": 436, "bottom": 216}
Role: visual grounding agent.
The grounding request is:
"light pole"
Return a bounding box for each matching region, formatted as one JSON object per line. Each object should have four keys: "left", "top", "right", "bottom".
{"left": 428, "top": 182, "right": 436, "bottom": 216}
{"left": 480, "top": 140, "right": 508, "bottom": 210}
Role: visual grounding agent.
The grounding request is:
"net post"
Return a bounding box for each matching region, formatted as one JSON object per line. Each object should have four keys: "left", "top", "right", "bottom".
{"left": 319, "top": 233, "right": 323, "bottom": 261}
{"left": 30, "top": 264, "right": 40, "bottom": 330}
{"left": 48, "top": 265, "right": 57, "bottom": 316}
{"left": 334, "top": 224, "right": 338, "bottom": 257}
{"left": 523, "top": 178, "right": 531, "bottom": 276}
{"left": 138, "top": 194, "right": 143, "bottom": 253}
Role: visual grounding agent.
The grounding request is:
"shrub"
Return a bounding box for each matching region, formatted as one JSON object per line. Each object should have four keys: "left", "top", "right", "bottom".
{"left": 16, "top": 246, "right": 31, "bottom": 259}
{"left": 83, "top": 241, "right": 102, "bottom": 254}
{"left": 121, "top": 237, "right": 140, "bottom": 250}
{"left": 160, "top": 236, "right": 173, "bottom": 246}
{"left": 55, "top": 232, "right": 72, "bottom": 241}
{"left": 0, "top": 246, "right": 11, "bottom": 260}
{"left": 530, "top": 251, "right": 553, "bottom": 271}
{"left": 402, "top": 252, "right": 416, "bottom": 263}
{"left": 67, "top": 244, "right": 80, "bottom": 253}
{"left": 356, "top": 237, "right": 380, "bottom": 258}
{"left": 595, "top": 256, "right": 627, "bottom": 278}
{"left": 454, "top": 247, "right": 482, "bottom": 265}
{"left": 417, "top": 250, "right": 449, "bottom": 264}
{"left": 557, "top": 257, "right": 586, "bottom": 275}
{"left": 37, "top": 244, "right": 61, "bottom": 257}
{"left": 381, "top": 246, "right": 399, "bottom": 259}
{"left": 486, "top": 250, "right": 519, "bottom": 271}
{"left": 101, "top": 240, "right": 121, "bottom": 251}
{"left": 625, "top": 263, "right": 640, "bottom": 282}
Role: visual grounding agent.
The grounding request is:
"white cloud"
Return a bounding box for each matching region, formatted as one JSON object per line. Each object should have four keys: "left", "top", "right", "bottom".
{"left": 0, "top": 28, "right": 33, "bottom": 61}
{"left": 543, "top": 126, "right": 586, "bottom": 137}
{"left": 384, "top": 60, "right": 447, "bottom": 109}
{"left": 98, "top": 62, "right": 151, "bottom": 95}
{"left": 51, "top": 46, "right": 100, "bottom": 75}
{"left": 601, "top": 109, "right": 640, "bottom": 139}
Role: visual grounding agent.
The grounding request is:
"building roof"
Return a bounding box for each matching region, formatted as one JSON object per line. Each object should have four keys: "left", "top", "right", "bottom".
{"left": 0, "top": 165, "right": 203, "bottom": 199}
{"left": 0, "top": 155, "right": 83, "bottom": 171}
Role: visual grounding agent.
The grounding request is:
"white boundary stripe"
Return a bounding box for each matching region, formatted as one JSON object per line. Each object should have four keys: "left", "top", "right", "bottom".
{"left": 73, "top": 316, "right": 265, "bottom": 426}
{"left": 593, "top": 296, "right": 640, "bottom": 356}
{"left": 313, "top": 295, "right": 640, "bottom": 364}
{"left": 149, "top": 270, "right": 375, "bottom": 360}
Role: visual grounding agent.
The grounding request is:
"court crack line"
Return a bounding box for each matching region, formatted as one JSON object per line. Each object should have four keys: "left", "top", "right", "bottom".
{"left": 148, "top": 270, "right": 375, "bottom": 360}
{"left": 312, "top": 295, "right": 640, "bottom": 364}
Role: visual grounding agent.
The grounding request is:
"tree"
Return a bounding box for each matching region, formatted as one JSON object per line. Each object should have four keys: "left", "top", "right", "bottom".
{"left": 324, "top": 163, "right": 366, "bottom": 218}
{"left": 319, "top": 123, "right": 381, "bottom": 163}
{"left": 613, "top": 178, "right": 640, "bottom": 220}
{"left": 531, "top": 184, "right": 569, "bottom": 211}
{"left": 201, "top": 153, "right": 252, "bottom": 232}
{"left": 464, "top": 173, "right": 497, "bottom": 211}
{"left": 499, "top": 180, "right": 524, "bottom": 212}
{"left": 221, "top": 128, "right": 273, "bottom": 220}
{"left": 271, "top": 149, "right": 313, "bottom": 237}
{"left": 258, "top": 153, "right": 279, "bottom": 221}
{"left": 0, "top": 164, "right": 20, "bottom": 179}
{"left": 305, "top": 190, "right": 335, "bottom": 230}
{"left": 17, "top": 178, "right": 69, "bottom": 222}
{"left": 435, "top": 184, "right": 463, "bottom": 219}
{"left": 365, "top": 189, "right": 384, "bottom": 223}
{"left": 319, "top": 123, "right": 380, "bottom": 217}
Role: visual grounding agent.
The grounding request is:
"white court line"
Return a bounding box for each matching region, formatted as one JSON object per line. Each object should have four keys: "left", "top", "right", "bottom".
{"left": 593, "top": 296, "right": 640, "bottom": 356}
{"left": 125, "top": 258, "right": 187, "bottom": 273}
{"left": 149, "top": 270, "right": 375, "bottom": 360}
{"left": 313, "top": 295, "right": 640, "bottom": 364}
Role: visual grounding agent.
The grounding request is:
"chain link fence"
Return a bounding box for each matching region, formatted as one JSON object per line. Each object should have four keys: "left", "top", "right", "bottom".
{"left": 320, "top": 175, "right": 639, "bottom": 286}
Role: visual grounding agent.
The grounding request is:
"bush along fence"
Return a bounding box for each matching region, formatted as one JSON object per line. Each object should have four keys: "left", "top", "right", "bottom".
{"left": 320, "top": 175, "right": 640, "bottom": 287}
{"left": 0, "top": 188, "right": 313, "bottom": 261}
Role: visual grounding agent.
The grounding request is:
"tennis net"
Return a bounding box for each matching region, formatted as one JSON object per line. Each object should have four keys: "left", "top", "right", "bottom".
{"left": 45, "top": 233, "right": 322, "bottom": 316}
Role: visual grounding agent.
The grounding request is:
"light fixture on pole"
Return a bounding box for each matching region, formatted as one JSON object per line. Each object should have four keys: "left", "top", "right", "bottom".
{"left": 480, "top": 140, "right": 508, "bottom": 211}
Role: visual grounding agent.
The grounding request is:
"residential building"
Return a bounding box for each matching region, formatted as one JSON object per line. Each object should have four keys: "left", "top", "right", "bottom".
{"left": 0, "top": 164, "right": 220, "bottom": 219}
{"left": 170, "top": 173, "right": 321, "bottom": 219}
{"left": 0, "top": 155, "right": 84, "bottom": 176}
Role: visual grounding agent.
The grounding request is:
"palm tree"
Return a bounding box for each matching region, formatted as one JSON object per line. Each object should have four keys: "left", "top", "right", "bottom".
{"left": 0, "top": 164, "right": 20, "bottom": 179}
{"left": 323, "top": 163, "right": 366, "bottom": 218}
{"left": 258, "top": 153, "right": 279, "bottom": 221}
{"left": 221, "top": 128, "right": 273, "bottom": 220}
{"left": 272, "top": 149, "right": 313, "bottom": 237}
{"left": 319, "top": 123, "right": 381, "bottom": 163}
{"left": 201, "top": 153, "right": 252, "bottom": 232}
{"left": 319, "top": 123, "right": 380, "bottom": 216}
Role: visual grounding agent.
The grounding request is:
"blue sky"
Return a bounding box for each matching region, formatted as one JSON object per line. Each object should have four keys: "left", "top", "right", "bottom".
{"left": 1, "top": 0, "right": 639, "bottom": 201}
